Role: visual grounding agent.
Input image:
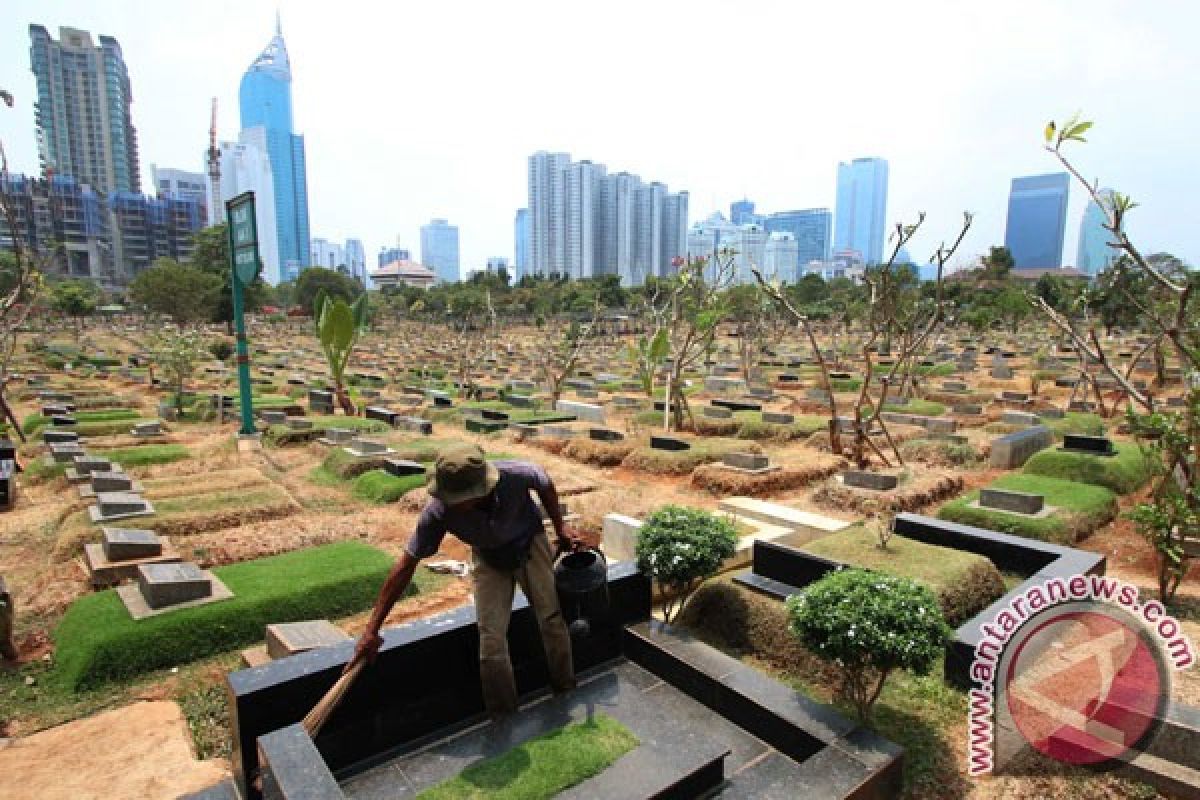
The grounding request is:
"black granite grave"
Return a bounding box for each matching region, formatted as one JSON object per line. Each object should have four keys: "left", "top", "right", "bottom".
{"left": 712, "top": 398, "right": 761, "bottom": 413}
{"left": 843, "top": 470, "right": 898, "bottom": 491}
{"left": 1061, "top": 434, "right": 1116, "bottom": 456}
{"left": 382, "top": 459, "right": 425, "bottom": 478}
{"left": 588, "top": 427, "right": 624, "bottom": 442}
{"left": 650, "top": 435, "right": 690, "bottom": 451}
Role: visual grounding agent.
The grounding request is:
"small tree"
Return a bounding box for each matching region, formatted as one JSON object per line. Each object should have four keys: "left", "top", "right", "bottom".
{"left": 129, "top": 260, "right": 221, "bottom": 325}
{"left": 49, "top": 278, "right": 99, "bottom": 332}
{"left": 538, "top": 302, "right": 599, "bottom": 404}
{"left": 787, "top": 569, "right": 949, "bottom": 722}
{"left": 209, "top": 338, "right": 235, "bottom": 362}
{"left": 313, "top": 289, "right": 369, "bottom": 415}
{"left": 635, "top": 505, "right": 738, "bottom": 624}
{"left": 148, "top": 331, "right": 206, "bottom": 413}
{"left": 624, "top": 327, "right": 668, "bottom": 399}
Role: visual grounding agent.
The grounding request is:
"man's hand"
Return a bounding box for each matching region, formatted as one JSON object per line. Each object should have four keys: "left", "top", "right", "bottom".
{"left": 345, "top": 630, "right": 383, "bottom": 674}
{"left": 556, "top": 525, "right": 585, "bottom": 554}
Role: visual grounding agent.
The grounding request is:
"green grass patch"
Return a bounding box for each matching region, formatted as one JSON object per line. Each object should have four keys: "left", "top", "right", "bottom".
{"left": 22, "top": 408, "right": 140, "bottom": 435}
{"left": 830, "top": 377, "right": 863, "bottom": 392}
{"left": 1044, "top": 412, "right": 1106, "bottom": 438}
{"left": 351, "top": 470, "right": 427, "bottom": 504}
{"left": 415, "top": 714, "right": 638, "bottom": 800}
{"left": 732, "top": 410, "right": 827, "bottom": 440}
{"left": 1023, "top": 441, "right": 1155, "bottom": 495}
{"left": 801, "top": 526, "right": 1006, "bottom": 626}
{"left": 883, "top": 399, "right": 945, "bottom": 416}
{"left": 622, "top": 437, "right": 760, "bottom": 476}
{"left": 37, "top": 417, "right": 159, "bottom": 438}
{"left": 97, "top": 443, "right": 190, "bottom": 467}
{"left": 938, "top": 473, "right": 1117, "bottom": 544}
{"left": 52, "top": 542, "right": 437, "bottom": 690}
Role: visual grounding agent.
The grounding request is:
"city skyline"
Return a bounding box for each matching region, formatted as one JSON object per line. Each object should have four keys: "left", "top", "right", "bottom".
{"left": 2, "top": 1, "right": 1198, "bottom": 277}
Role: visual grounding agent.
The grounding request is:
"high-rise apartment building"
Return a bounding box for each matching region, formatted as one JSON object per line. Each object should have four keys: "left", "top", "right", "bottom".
{"left": 109, "top": 191, "right": 203, "bottom": 278}
{"left": 239, "top": 18, "right": 311, "bottom": 278}
{"left": 1076, "top": 188, "right": 1114, "bottom": 277}
{"left": 834, "top": 157, "right": 888, "bottom": 264}
{"left": 0, "top": 173, "right": 110, "bottom": 281}
{"left": 766, "top": 209, "right": 832, "bottom": 269}
{"left": 514, "top": 208, "right": 530, "bottom": 280}
{"left": 1004, "top": 172, "right": 1069, "bottom": 268}
{"left": 420, "top": 219, "right": 460, "bottom": 283}
{"left": 730, "top": 198, "right": 756, "bottom": 226}
{"left": 29, "top": 25, "right": 141, "bottom": 195}
{"left": 527, "top": 153, "right": 686, "bottom": 285}
{"left": 763, "top": 232, "right": 799, "bottom": 280}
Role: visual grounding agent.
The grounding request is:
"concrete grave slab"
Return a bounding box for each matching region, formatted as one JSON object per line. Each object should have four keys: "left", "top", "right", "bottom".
{"left": 118, "top": 567, "right": 232, "bottom": 619}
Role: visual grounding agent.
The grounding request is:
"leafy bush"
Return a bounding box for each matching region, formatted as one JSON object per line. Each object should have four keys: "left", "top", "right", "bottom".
{"left": 1022, "top": 441, "right": 1154, "bottom": 495}
{"left": 52, "top": 541, "right": 424, "bottom": 690}
{"left": 787, "top": 568, "right": 950, "bottom": 722}
{"left": 351, "top": 470, "right": 426, "bottom": 504}
{"left": 635, "top": 505, "right": 738, "bottom": 623}
{"left": 209, "top": 339, "right": 235, "bottom": 362}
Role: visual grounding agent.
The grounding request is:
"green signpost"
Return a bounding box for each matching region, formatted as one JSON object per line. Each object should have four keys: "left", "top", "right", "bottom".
{"left": 225, "top": 192, "right": 260, "bottom": 436}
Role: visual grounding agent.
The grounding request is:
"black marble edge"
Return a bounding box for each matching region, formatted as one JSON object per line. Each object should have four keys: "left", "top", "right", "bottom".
{"left": 731, "top": 570, "right": 799, "bottom": 600}
{"left": 257, "top": 723, "right": 344, "bottom": 800}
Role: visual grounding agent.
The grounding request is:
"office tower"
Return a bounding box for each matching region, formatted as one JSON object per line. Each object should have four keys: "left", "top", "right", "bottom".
{"left": 730, "top": 198, "right": 755, "bottom": 226}
{"left": 420, "top": 219, "right": 460, "bottom": 283}
{"left": 152, "top": 167, "right": 208, "bottom": 224}
{"left": 1003, "top": 172, "right": 1069, "bottom": 268}
{"left": 211, "top": 133, "right": 282, "bottom": 284}
{"left": 763, "top": 232, "right": 799, "bottom": 281}
{"left": 514, "top": 208, "right": 530, "bottom": 279}
{"left": 766, "top": 209, "right": 832, "bottom": 268}
{"left": 344, "top": 239, "right": 366, "bottom": 283}
{"left": 29, "top": 25, "right": 141, "bottom": 195}
{"left": 1075, "top": 188, "right": 1114, "bottom": 277}
{"left": 378, "top": 246, "right": 410, "bottom": 267}
{"left": 239, "top": 17, "right": 311, "bottom": 278}
{"left": 310, "top": 238, "right": 344, "bottom": 270}
{"left": 834, "top": 157, "right": 889, "bottom": 264}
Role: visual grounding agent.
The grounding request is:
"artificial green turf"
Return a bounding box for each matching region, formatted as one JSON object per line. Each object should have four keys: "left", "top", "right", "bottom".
{"left": 415, "top": 714, "right": 639, "bottom": 800}
{"left": 351, "top": 470, "right": 427, "bottom": 504}
{"left": 1022, "top": 441, "right": 1155, "bottom": 495}
{"left": 937, "top": 473, "right": 1117, "bottom": 544}
{"left": 52, "top": 541, "right": 423, "bottom": 690}
{"left": 22, "top": 408, "right": 140, "bottom": 434}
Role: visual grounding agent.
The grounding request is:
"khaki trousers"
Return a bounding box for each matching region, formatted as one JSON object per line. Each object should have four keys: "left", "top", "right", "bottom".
{"left": 471, "top": 533, "right": 576, "bottom": 715}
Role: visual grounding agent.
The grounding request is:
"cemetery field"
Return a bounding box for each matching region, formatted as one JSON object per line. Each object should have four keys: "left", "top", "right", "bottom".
{"left": 2, "top": 320, "right": 1199, "bottom": 800}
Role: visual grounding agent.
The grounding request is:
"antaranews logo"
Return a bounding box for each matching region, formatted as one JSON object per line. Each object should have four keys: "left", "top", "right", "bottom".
{"left": 967, "top": 574, "right": 1194, "bottom": 777}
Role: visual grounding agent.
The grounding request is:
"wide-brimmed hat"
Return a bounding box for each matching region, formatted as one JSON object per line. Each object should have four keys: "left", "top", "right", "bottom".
{"left": 428, "top": 443, "right": 499, "bottom": 505}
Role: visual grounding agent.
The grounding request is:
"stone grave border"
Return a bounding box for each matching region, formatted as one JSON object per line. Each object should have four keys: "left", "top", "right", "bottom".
{"left": 225, "top": 562, "right": 901, "bottom": 800}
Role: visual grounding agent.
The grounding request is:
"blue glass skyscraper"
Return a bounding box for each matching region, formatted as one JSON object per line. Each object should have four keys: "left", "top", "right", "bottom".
{"left": 766, "top": 209, "right": 832, "bottom": 271}
{"left": 730, "top": 199, "right": 756, "bottom": 226}
{"left": 834, "top": 158, "right": 888, "bottom": 265}
{"left": 1076, "top": 188, "right": 1114, "bottom": 277}
{"left": 239, "top": 18, "right": 310, "bottom": 277}
{"left": 1003, "top": 173, "right": 1069, "bottom": 268}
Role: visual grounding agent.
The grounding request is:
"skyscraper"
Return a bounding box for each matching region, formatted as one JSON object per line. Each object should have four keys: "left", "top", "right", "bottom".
{"left": 1076, "top": 188, "right": 1114, "bottom": 277}
{"left": 344, "top": 239, "right": 366, "bottom": 283}
{"left": 1004, "top": 172, "right": 1070, "bottom": 268}
{"left": 239, "top": 17, "right": 311, "bottom": 278}
{"left": 766, "top": 209, "right": 832, "bottom": 268}
{"left": 514, "top": 208, "right": 530, "bottom": 279}
{"left": 211, "top": 134, "right": 281, "bottom": 284}
{"left": 152, "top": 167, "right": 208, "bottom": 224}
{"left": 763, "top": 232, "right": 799, "bottom": 280}
{"left": 834, "top": 157, "right": 888, "bottom": 264}
{"left": 730, "top": 198, "right": 755, "bottom": 226}
{"left": 310, "top": 238, "right": 344, "bottom": 270}
{"left": 29, "top": 25, "right": 141, "bottom": 195}
{"left": 420, "top": 219, "right": 460, "bottom": 283}
{"left": 527, "top": 153, "right": 686, "bottom": 285}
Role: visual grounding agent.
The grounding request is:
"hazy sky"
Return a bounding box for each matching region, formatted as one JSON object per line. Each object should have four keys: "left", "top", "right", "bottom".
{"left": 3, "top": 0, "right": 1198, "bottom": 277}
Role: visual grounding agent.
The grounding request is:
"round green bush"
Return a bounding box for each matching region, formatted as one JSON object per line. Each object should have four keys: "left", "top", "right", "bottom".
{"left": 786, "top": 568, "right": 950, "bottom": 721}
{"left": 635, "top": 505, "right": 738, "bottom": 623}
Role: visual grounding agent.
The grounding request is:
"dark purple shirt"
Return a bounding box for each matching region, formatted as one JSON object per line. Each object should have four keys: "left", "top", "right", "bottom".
{"left": 405, "top": 460, "right": 551, "bottom": 560}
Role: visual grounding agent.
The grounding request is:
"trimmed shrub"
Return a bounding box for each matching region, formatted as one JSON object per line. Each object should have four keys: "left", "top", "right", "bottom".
{"left": 52, "top": 541, "right": 428, "bottom": 690}
{"left": 938, "top": 473, "right": 1118, "bottom": 544}
{"left": 1022, "top": 441, "right": 1154, "bottom": 495}
{"left": 351, "top": 470, "right": 426, "bottom": 504}
{"left": 635, "top": 505, "right": 738, "bottom": 623}
{"left": 787, "top": 568, "right": 950, "bottom": 722}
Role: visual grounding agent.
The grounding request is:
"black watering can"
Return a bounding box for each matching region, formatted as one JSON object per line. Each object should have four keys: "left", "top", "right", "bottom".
{"left": 553, "top": 546, "right": 609, "bottom": 639}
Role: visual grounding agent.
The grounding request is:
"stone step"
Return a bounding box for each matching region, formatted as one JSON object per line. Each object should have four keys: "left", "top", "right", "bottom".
{"left": 717, "top": 497, "right": 850, "bottom": 543}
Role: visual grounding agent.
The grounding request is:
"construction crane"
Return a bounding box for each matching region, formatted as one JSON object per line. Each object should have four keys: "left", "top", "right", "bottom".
{"left": 207, "top": 97, "right": 223, "bottom": 224}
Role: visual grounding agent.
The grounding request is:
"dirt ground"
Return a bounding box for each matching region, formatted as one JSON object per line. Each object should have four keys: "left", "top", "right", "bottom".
{"left": 0, "top": 702, "right": 228, "bottom": 800}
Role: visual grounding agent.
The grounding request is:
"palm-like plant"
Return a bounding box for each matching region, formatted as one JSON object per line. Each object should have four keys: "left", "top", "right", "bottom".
{"left": 313, "top": 289, "right": 368, "bottom": 415}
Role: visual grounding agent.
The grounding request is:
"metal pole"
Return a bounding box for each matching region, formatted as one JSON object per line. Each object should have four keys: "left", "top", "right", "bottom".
{"left": 226, "top": 217, "right": 256, "bottom": 435}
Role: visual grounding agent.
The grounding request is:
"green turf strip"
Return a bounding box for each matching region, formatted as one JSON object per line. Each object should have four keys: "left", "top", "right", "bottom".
{"left": 415, "top": 714, "right": 639, "bottom": 800}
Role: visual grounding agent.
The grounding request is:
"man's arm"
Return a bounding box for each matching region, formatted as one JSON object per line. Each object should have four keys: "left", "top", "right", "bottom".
{"left": 346, "top": 550, "right": 419, "bottom": 672}
{"left": 536, "top": 477, "right": 580, "bottom": 551}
